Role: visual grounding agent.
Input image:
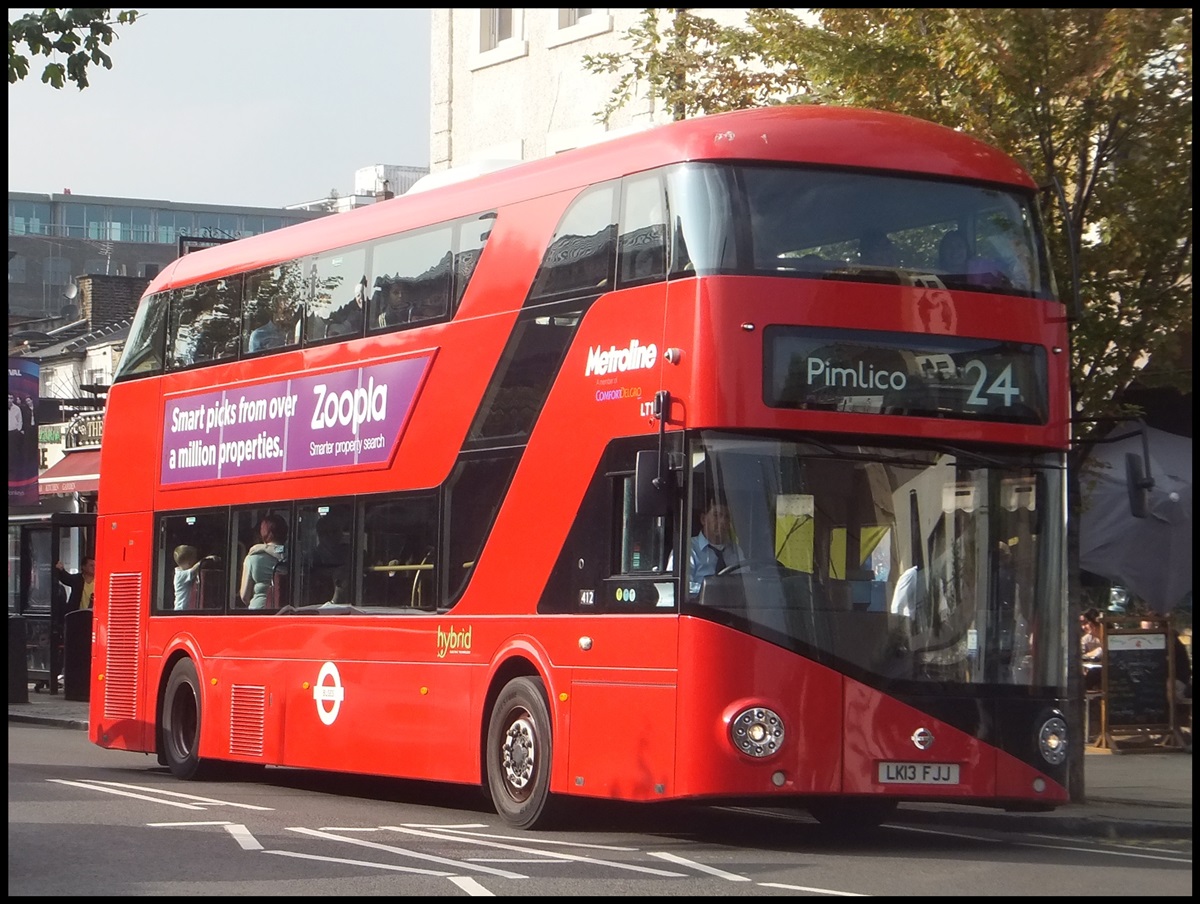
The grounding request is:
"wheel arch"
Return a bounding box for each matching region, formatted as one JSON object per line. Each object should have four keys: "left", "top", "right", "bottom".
{"left": 479, "top": 638, "right": 558, "bottom": 788}
{"left": 154, "top": 638, "right": 205, "bottom": 763}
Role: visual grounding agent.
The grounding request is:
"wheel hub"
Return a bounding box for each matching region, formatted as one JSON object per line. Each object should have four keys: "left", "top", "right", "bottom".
{"left": 502, "top": 716, "right": 536, "bottom": 789}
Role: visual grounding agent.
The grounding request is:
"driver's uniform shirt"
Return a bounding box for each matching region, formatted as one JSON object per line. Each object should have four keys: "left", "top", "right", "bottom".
{"left": 687, "top": 532, "right": 742, "bottom": 597}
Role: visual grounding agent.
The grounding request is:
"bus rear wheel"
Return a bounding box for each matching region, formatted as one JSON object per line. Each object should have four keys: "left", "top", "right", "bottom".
{"left": 161, "top": 658, "right": 205, "bottom": 780}
{"left": 486, "top": 676, "right": 555, "bottom": 829}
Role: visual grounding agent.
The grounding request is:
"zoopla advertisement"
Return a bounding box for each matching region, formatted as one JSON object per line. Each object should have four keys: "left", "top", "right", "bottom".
{"left": 160, "top": 355, "right": 432, "bottom": 485}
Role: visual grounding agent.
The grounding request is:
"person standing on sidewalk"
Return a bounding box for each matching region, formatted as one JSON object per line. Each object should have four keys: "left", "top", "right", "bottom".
{"left": 54, "top": 557, "right": 96, "bottom": 611}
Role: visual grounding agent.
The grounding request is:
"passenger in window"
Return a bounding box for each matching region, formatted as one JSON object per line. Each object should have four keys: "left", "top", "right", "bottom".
{"left": 311, "top": 514, "right": 350, "bottom": 605}
{"left": 858, "top": 230, "right": 900, "bottom": 268}
{"left": 937, "top": 231, "right": 970, "bottom": 274}
{"left": 325, "top": 276, "right": 368, "bottom": 338}
{"left": 688, "top": 497, "right": 743, "bottom": 597}
{"left": 173, "top": 545, "right": 218, "bottom": 611}
{"left": 239, "top": 513, "right": 289, "bottom": 609}
{"left": 247, "top": 295, "right": 295, "bottom": 353}
{"left": 967, "top": 238, "right": 1014, "bottom": 288}
{"left": 375, "top": 277, "right": 412, "bottom": 327}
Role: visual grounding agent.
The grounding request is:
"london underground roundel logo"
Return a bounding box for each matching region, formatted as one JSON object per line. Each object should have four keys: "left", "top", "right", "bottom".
{"left": 313, "top": 661, "right": 345, "bottom": 725}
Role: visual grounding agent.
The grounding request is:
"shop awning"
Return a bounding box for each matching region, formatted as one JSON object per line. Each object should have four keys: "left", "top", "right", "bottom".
{"left": 38, "top": 450, "right": 101, "bottom": 495}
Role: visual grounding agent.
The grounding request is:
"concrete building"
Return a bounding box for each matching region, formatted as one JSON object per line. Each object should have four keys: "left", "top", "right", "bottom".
{"left": 286, "top": 164, "right": 430, "bottom": 213}
{"left": 429, "top": 8, "right": 755, "bottom": 170}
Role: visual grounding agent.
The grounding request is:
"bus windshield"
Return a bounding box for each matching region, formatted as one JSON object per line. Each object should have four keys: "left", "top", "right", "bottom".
{"left": 684, "top": 433, "right": 1066, "bottom": 690}
{"left": 670, "top": 163, "right": 1055, "bottom": 299}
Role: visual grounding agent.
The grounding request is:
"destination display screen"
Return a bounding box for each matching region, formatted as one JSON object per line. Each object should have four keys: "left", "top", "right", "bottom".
{"left": 764, "top": 326, "right": 1048, "bottom": 424}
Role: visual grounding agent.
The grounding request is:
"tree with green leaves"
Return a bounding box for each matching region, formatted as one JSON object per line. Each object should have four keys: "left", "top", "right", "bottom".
{"left": 585, "top": 8, "right": 1192, "bottom": 438}
{"left": 9, "top": 7, "right": 140, "bottom": 90}
{"left": 587, "top": 8, "right": 1192, "bottom": 801}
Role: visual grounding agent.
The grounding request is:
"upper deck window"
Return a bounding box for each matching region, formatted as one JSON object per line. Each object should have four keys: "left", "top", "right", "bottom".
{"left": 735, "top": 164, "right": 1055, "bottom": 299}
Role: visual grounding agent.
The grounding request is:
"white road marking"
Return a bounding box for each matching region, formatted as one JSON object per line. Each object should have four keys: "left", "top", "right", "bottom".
{"left": 892, "top": 824, "right": 1192, "bottom": 862}
{"left": 447, "top": 875, "right": 496, "bottom": 896}
{"left": 382, "top": 825, "right": 685, "bottom": 877}
{"left": 649, "top": 850, "right": 750, "bottom": 880}
{"left": 759, "top": 882, "right": 866, "bottom": 896}
{"left": 418, "top": 824, "right": 637, "bottom": 851}
{"left": 148, "top": 820, "right": 234, "bottom": 827}
{"left": 287, "top": 826, "right": 528, "bottom": 879}
{"left": 51, "top": 778, "right": 272, "bottom": 810}
{"left": 225, "top": 823, "right": 263, "bottom": 850}
{"left": 49, "top": 779, "right": 205, "bottom": 809}
{"left": 265, "top": 849, "right": 453, "bottom": 877}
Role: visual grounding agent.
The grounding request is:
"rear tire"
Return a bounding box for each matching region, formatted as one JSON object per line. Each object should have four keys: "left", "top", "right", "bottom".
{"left": 161, "top": 658, "right": 205, "bottom": 780}
{"left": 486, "top": 676, "right": 555, "bottom": 829}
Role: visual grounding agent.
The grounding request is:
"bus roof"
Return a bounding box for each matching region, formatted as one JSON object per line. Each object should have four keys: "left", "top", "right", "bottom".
{"left": 146, "top": 104, "right": 1036, "bottom": 296}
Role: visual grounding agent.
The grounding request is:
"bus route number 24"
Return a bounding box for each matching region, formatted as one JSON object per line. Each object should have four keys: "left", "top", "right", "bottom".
{"left": 964, "top": 360, "right": 1020, "bottom": 408}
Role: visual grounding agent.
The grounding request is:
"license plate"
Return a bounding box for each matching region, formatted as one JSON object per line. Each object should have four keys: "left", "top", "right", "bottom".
{"left": 878, "top": 761, "right": 960, "bottom": 784}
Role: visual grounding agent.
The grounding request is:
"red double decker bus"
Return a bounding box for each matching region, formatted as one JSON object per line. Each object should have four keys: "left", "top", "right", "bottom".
{"left": 91, "top": 104, "right": 1071, "bottom": 829}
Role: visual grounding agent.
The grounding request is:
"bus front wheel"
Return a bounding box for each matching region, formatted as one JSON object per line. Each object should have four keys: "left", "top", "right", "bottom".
{"left": 161, "top": 658, "right": 205, "bottom": 780}
{"left": 486, "top": 676, "right": 555, "bottom": 829}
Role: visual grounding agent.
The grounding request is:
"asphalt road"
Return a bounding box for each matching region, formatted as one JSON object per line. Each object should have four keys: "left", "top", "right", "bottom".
{"left": 9, "top": 723, "right": 1192, "bottom": 896}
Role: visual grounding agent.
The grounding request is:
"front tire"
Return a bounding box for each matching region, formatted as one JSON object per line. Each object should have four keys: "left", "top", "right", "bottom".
{"left": 161, "top": 658, "right": 205, "bottom": 779}
{"left": 486, "top": 676, "right": 555, "bottom": 829}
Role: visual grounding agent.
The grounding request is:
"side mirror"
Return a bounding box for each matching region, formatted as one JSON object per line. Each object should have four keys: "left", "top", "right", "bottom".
{"left": 1125, "top": 452, "right": 1153, "bottom": 519}
{"left": 635, "top": 449, "right": 673, "bottom": 517}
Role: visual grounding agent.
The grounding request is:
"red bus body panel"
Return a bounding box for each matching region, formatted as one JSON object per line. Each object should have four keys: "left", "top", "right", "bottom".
{"left": 90, "top": 105, "right": 1069, "bottom": 814}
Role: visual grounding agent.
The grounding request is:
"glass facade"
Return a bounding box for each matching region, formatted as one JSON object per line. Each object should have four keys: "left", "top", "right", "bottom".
{"left": 8, "top": 194, "right": 321, "bottom": 246}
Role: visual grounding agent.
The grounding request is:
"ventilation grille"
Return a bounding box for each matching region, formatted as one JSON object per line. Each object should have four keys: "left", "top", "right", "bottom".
{"left": 103, "top": 572, "right": 143, "bottom": 720}
{"left": 229, "top": 685, "right": 267, "bottom": 757}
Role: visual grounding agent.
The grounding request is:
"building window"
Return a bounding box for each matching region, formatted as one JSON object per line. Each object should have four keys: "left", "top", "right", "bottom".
{"left": 471, "top": 8, "right": 527, "bottom": 70}
{"left": 44, "top": 257, "right": 71, "bottom": 287}
{"left": 558, "top": 8, "right": 591, "bottom": 28}
{"left": 8, "top": 200, "right": 52, "bottom": 236}
{"left": 8, "top": 253, "right": 26, "bottom": 285}
{"left": 547, "top": 8, "right": 611, "bottom": 48}
{"left": 480, "top": 8, "right": 513, "bottom": 51}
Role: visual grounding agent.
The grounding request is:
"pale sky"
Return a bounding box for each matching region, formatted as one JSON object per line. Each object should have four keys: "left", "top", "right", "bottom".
{"left": 7, "top": 8, "right": 431, "bottom": 208}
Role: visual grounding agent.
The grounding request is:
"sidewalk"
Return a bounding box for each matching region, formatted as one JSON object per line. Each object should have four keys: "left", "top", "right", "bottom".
{"left": 10, "top": 687, "right": 1191, "bottom": 841}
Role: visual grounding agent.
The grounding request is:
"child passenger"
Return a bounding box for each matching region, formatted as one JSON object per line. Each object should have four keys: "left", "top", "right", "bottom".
{"left": 173, "top": 545, "right": 216, "bottom": 610}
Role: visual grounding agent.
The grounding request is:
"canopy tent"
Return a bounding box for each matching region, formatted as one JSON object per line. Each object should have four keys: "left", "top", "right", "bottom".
{"left": 1079, "top": 424, "right": 1192, "bottom": 614}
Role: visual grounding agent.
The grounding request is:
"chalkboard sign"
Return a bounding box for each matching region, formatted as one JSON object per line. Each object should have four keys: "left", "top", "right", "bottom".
{"left": 1104, "top": 631, "right": 1169, "bottom": 728}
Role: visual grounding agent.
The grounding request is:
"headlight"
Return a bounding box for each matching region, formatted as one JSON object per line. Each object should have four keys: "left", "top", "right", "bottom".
{"left": 1038, "top": 713, "right": 1068, "bottom": 766}
{"left": 730, "top": 706, "right": 785, "bottom": 758}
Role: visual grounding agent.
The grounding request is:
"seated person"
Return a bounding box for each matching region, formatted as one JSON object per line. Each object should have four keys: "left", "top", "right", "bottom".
{"left": 937, "top": 230, "right": 971, "bottom": 274}
{"left": 324, "top": 277, "right": 368, "bottom": 338}
{"left": 374, "top": 278, "right": 412, "bottom": 327}
{"left": 687, "top": 496, "right": 743, "bottom": 597}
{"left": 310, "top": 513, "right": 351, "bottom": 605}
{"left": 247, "top": 295, "right": 297, "bottom": 353}
{"left": 858, "top": 230, "right": 900, "bottom": 268}
{"left": 966, "top": 238, "right": 1014, "bottom": 288}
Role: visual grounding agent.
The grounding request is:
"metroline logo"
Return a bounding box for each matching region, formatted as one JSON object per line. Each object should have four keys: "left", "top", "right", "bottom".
{"left": 585, "top": 339, "right": 657, "bottom": 377}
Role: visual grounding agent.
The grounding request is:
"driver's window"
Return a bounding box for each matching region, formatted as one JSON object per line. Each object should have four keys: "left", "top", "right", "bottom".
{"left": 606, "top": 472, "right": 675, "bottom": 611}
{"left": 616, "top": 474, "right": 669, "bottom": 575}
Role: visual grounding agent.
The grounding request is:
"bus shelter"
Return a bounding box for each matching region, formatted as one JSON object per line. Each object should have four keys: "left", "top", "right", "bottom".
{"left": 7, "top": 511, "right": 95, "bottom": 697}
